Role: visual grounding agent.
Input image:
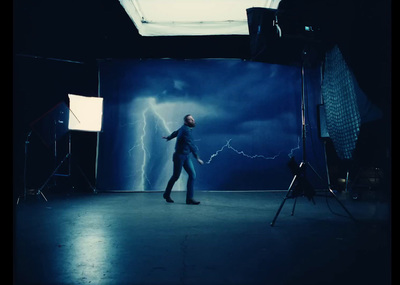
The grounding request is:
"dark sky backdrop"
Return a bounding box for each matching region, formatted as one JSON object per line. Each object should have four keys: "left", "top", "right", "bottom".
{"left": 97, "top": 59, "right": 326, "bottom": 191}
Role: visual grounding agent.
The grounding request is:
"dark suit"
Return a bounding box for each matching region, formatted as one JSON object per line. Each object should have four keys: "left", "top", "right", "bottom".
{"left": 164, "top": 124, "right": 199, "bottom": 199}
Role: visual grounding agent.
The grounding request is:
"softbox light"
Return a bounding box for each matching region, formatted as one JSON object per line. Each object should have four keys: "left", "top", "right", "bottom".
{"left": 68, "top": 94, "right": 103, "bottom": 132}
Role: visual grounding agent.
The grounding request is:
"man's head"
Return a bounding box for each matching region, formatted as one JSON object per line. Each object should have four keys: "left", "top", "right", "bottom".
{"left": 184, "top": 114, "right": 196, "bottom": 128}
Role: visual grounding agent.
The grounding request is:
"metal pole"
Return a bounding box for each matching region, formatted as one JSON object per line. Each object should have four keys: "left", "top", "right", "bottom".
{"left": 301, "top": 62, "right": 306, "bottom": 163}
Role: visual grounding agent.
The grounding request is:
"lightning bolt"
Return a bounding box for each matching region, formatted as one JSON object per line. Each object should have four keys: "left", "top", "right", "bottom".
{"left": 206, "top": 137, "right": 301, "bottom": 164}
{"left": 206, "top": 139, "right": 281, "bottom": 164}
{"left": 140, "top": 107, "right": 151, "bottom": 189}
{"left": 148, "top": 100, "right": 173, "bottom": 134}
{"left": 134, "top": 97, "right": 184, "bottom": 191}
{"left": 206, "top": 140, "right": 231, "bottom": 164}
{"left": 287, "top": 137, "right": 301, "bottom": 158}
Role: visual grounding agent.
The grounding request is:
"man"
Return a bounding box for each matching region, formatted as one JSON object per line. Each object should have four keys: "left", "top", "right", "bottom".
{"left": 162, "top": 114, "right": 204, "bottom": 204}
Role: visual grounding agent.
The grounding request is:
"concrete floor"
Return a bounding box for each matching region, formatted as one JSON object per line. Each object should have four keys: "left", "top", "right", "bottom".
{"left": 14, "top": 191, "right": 391, "bottom": 285}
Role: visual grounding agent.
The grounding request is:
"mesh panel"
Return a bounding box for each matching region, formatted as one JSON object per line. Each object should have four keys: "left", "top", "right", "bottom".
{"left": 321, "top": 45, "right": 361, "bottom": 160}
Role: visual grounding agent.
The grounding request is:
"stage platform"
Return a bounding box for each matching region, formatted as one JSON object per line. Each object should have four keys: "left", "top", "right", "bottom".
{"left": 14, "top": 190, "right": 391, "bottom": 285}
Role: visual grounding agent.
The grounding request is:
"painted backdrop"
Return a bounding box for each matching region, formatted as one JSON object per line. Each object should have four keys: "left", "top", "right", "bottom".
{"left": 96, "top": 59, "right": 326, "bottom": 191}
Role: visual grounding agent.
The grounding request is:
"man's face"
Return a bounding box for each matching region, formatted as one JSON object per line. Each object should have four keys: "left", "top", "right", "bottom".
{"left": 185, "top": 115, "right": 196, "bottom": 128}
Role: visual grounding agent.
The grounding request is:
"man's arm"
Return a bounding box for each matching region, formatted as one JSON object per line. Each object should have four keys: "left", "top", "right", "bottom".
{"left": 162, "top": 130, "right": 178, "bottom": 141}
{"left": 182, "top": 127, "right": 204, "bottom": 165}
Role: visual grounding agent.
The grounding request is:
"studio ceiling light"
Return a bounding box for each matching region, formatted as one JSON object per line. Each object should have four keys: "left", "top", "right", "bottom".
{"left": 119, "top": 0, "right": 281, "bottom": 36}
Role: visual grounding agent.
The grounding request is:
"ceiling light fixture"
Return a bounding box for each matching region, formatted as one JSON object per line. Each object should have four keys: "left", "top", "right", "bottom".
{"left": 119, "top": 0, "right": 281, "bottom": 36}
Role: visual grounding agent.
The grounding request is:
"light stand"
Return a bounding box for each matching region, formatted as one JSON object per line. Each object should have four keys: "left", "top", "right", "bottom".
{"left": 16, "top": 131, "right": 34, "bottom": 204}
{"left": 270, "top": 50, "right": 356, "bottom": 226}
{"left": 36, "top": 133, "right": 70, "bottom": 202}
{"left": 34, "top": 131, "right": 97, "bottom": 202}
{"left": 16, "top": 98, "right": 100, "bottom": 205}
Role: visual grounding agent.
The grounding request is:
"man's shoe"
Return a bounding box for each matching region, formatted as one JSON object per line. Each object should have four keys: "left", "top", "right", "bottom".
{"left": 186, "top": 199, "right": 200, "bottom": 205}
{"left": 163, "top": 193, "right": 174, "bottom": 203}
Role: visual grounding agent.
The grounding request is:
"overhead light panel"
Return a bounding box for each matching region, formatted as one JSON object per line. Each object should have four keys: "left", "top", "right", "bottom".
{"left": 119, "top": 0, "right": 281, "bottom": 36}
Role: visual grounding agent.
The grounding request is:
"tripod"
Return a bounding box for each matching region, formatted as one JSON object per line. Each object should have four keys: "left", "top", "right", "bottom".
{"left": 17, "top": 131, "right": 97, "bottom": 205}
{"left": 270, "top": 54, "right": 356, "bottom": 226}
{"left": 38, "top": 131, "right": 97, "bottom": 201}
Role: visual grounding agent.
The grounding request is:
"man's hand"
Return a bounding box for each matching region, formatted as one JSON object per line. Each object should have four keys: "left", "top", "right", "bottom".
{"left": 197, "top": 158, "right": 204, "bottom": 165}
{"left": 162, "top": 136, "right": 168, "bottom": 140}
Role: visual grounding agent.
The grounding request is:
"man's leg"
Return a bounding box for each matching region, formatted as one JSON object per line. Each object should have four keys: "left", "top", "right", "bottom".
{"left": 164, "top": 153, "right": 183, "bottom": 201}
{"left": 183, "top": 157, "right": 199, "bottom": 204}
